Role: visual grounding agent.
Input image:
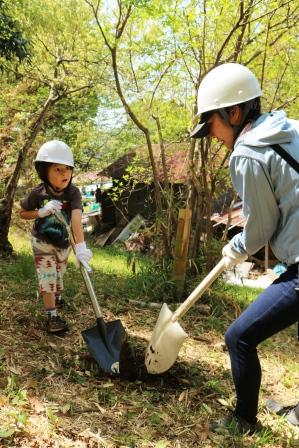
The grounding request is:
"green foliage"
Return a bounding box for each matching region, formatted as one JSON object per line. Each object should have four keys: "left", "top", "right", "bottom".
{"left": 1, "top": 0, "right": 299, "bottom": 263}
{"left": 86, "top": 244, "right": 176, "bottom": 303}
{"left": 0, "top": 0, "right": 111, "bottom": 188}
{"left": 0, "top": 0, "right": 29, "bottom": 62}
{"left": 122, "top": 0, "right": 151, "bottom": 6}
{"left": 42, "top": 91, "right": 106, "bottom": 170}
{"left": 6, "top": 378, "right": 27, "bottom": 407}
{"left": 2, "top": 0, "right": 299, "bottom": 198}
{"left": 75, "top": 0, "right": 298, "bottom": 259}
{"left": 46, "top": 407, "right": 58, "bottom": 427}
{"left": 1, "top": 228, "right": 299, "bottom": 446}
{"left": 0, "top": 376, "right": 29, "bottom": 439}
{"left": 0, "top": 250, "right": 35, "bottom": 281}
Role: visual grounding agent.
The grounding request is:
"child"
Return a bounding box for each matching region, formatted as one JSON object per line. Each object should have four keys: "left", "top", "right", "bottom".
{"left": 20, "top": 140, "right": 92, "bottom": 334}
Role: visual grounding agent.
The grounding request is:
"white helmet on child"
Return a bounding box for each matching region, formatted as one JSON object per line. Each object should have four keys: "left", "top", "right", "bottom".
{"left": 35, "top": 140, "right": 74, "bottom": 167}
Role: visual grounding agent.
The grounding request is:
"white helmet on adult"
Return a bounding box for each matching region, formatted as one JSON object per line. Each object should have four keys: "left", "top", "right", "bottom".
{"left": 35, "top": 140, "right": 74, "bottom": 167}
{"left": 197, "top": 63, "right": 261, "bottom": 115}
{"left": 191, "top": 63, "right": 262, "bottom": 138}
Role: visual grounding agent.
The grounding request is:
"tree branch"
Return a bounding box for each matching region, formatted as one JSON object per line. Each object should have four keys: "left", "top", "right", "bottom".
{"left": 269, "top": 59, "right": 289, "bottom": 110}
{"left": 85, "top": 0, "right": 113, "bottom": 51}
{"left": 116, "top": 4, "right": 133, "bottom": 39}
{"left": 149, "top": 59, "right": 175, "bottom": 109}
{"left": 128, "top": 25, "right": 139, "bottom": 93}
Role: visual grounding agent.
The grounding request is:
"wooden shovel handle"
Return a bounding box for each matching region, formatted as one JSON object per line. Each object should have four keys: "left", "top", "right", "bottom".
{"left": 172, "top": 258, "right": 227, "bottom": 322}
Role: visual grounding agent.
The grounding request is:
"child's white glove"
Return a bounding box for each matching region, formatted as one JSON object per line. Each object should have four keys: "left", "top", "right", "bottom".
{"left": 75, "top": 242, "right": 92, "bottom": 272}
{"left": 222, "top": 244, "right": 248, "bottom": 269}
{"left": 38, "top": 200, "right": 62, "bottom": 218}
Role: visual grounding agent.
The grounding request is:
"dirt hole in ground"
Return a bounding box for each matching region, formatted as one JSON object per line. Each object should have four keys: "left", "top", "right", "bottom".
{"left": 80, "top": 335, "right": 207, "bottom": 390}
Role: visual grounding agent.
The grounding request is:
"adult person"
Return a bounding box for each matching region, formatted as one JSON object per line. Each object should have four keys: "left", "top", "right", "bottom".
{"left": 95, "top": 184, "right": 102, "bottom": 204}
{"left": 191, "top": 63, "right": 299, "bottom": 433}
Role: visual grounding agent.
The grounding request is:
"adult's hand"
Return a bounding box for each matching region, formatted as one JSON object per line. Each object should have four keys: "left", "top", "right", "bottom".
{"left": 222, "top": 244, "right": 248, "bottom": 269}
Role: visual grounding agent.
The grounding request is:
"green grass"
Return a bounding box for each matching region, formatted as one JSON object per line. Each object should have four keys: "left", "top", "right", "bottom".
{"left": 7, "top": 227, "right": 262, "bottom": 310}
{"left": 1, "top": 228, "right": 298, "bottom": 448}
{"left": 8, "top": 227, "right": 176, "bottom": 305}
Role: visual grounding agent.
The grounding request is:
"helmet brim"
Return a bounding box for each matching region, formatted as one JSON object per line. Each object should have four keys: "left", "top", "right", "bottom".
{"left": 190, "top": 121, "right": 210, "bottom": 138}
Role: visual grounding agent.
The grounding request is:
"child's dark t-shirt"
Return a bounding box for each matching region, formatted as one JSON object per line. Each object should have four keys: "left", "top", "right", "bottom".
{"left": 20, "top": 183, "right": 82, "bottom": 248}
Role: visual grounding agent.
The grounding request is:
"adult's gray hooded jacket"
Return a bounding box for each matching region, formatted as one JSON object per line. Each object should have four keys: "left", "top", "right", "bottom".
{"left": 229, "top": 110, "right": 299, "bottom": 266}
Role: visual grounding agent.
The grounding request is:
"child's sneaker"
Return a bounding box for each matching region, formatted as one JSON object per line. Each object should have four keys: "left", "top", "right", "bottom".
{"left": 55, "top": 293, "right": 64, "bottom": 309}
{"left": 45, "top": 315, "right": 68, "bottom": 334}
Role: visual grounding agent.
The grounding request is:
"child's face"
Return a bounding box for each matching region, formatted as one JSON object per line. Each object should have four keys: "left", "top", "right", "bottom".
{"left": 48, "top": 163, "right": 72, "bottom": 190}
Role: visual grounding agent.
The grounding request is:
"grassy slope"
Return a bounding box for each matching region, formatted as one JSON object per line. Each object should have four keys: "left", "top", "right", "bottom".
{"left": 0, "top": 228, "right": 298, "bottom": 448}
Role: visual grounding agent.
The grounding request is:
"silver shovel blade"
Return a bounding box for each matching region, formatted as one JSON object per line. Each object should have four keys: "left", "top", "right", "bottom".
{"left": 145, "top": 303, "right": 188, "bottom": 374}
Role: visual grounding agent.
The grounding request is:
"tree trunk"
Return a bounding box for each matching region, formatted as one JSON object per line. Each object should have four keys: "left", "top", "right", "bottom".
{"left": 153, "top": 114, "right": 169, "bottom": 186}
{"left": 0, "top": 93, "right": 56, "bottom": 256}
{"left": 153, "top": 114, "right": 174, "bottom": 252}
{"left": 110, "top": 48, "right": 171, "bottom": 255}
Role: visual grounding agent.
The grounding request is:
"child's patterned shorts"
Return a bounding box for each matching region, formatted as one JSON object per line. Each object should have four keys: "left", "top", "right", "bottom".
{"left": 31, "top": 237, "right": 71, "bottom": 294}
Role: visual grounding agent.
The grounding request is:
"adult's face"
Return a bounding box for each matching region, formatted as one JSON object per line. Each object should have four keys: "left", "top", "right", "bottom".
{"left": 208, "top": 113, "right": 235, "bottom": 149}
{"left": 207, "top": 105, "right": 242, "bottom": 149}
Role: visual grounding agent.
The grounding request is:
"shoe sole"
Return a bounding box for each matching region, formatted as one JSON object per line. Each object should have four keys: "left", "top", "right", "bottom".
{"left": 47, "top": 328, "right": 68, "bottom": 334}
{"left": 45, "top": 325, "right": 69, "bottom": 334}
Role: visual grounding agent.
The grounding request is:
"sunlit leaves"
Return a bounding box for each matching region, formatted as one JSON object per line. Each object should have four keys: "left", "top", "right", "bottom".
{"left": 0, "top": 0, "right": 29, "bottom": 63}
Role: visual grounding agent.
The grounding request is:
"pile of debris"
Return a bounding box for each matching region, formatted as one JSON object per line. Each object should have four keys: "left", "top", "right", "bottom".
{"left": 223, "top": 260, "right": 284, "bottom": 289}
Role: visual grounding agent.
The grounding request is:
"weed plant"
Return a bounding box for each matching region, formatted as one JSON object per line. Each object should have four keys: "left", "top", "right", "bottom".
{"left": 0, "top": 228, "right": 298, "bottom": 447}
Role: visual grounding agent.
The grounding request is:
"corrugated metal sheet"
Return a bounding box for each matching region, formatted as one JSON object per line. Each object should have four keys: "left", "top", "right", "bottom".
{"left": 212, "top": 206, "right": 245, "bottom": 229}
{"left": 73, "top": 171, "right": 110, "bottom": 185}
{"left": 98, "top": 143, "right": 190, "bottom": 183}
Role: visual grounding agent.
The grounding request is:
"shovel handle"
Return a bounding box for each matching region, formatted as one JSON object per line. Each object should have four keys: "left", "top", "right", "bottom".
{"left": 172, "top": 257, "right": 227, "bottom": 322}
{"left": 54, "top": 212, "right": 103, "bottom": 319}
{"left": 79, "top": 264, "right": 103, "bottom": 319}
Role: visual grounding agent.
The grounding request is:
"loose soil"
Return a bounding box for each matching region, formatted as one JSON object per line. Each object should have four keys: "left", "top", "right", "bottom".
{"left": 0, "top": 259, "right": 299, "bottom": 447}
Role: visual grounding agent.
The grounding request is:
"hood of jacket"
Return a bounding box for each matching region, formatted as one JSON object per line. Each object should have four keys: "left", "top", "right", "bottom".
{"left": 237, "top": 110, "right": 298, "bottom": 148}
{"left": 229, "top": 110, "right": 299, "bottom": 265}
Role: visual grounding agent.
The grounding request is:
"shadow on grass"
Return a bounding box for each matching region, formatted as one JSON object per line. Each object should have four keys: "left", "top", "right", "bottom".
{"left": 79, "top": 332, "right": 226, "bottom": 399}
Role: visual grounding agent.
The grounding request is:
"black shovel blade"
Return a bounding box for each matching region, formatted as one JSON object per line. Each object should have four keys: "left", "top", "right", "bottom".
{"left": 81, "top": 317, "right": 126, "bottom": 374}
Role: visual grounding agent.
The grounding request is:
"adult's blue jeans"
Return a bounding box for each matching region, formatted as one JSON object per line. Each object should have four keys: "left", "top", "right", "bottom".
{"left": 225, "top": 264, "right": 299, "bottom": 424}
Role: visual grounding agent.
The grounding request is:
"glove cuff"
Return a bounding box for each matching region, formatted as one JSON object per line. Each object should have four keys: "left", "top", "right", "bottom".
{"left": 75, "top": 241, "right": 87, "bottom": 251}
{"left": 37, "top": 208, "right": 46, "bottom": 218}
{"left": 222, "top": 243, "right": 248, "bottom": 267}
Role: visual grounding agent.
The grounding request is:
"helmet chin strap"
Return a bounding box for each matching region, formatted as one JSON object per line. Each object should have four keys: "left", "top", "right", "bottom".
{"left": 46, "top": 181, "right": 64, "bottom": 194}
{"left": 47, "top": 175, "right": 73, "bottom": 194}
{"left": 218, "top": 99, "right": 256, "bottom": 140}
{"left": 50, "top": 184, "right": 63, "bottom": 193}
